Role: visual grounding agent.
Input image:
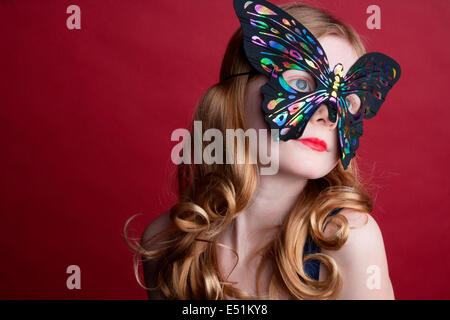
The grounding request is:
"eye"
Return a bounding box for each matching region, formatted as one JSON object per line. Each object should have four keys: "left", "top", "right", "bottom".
{"left": 282, "top": 69, "right": 316, "bottom": 93}
{"left": 345, "top": 94, "right": 361, "bottom": 115}
{"left": 289, "top": 79, "right": 312, "bottom": 92}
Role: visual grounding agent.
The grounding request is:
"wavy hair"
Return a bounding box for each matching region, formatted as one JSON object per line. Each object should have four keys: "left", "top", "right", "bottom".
{"left": 124, "top": 1, "right": 373, "bottom": 300}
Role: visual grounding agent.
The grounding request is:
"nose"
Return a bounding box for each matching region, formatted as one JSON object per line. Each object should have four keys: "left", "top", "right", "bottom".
{"left": 310, "top": 103, "right": 338, "bottom": 129}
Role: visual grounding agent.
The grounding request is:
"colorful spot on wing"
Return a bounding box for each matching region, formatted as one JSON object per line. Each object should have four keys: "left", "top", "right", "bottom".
{"left": 244, "top": 1, "right": 253, "bottom": 9}
{"left": 269, "top": 40, "right": 288, "bottom": 53}
{"left": 317, "top": 46, "right": 323, "bottom": 55}
{"left": 251, "top": 35, "right": 267, "bottom": 47}
{"left": 291, "top": 114, "right": 304, "bottom": 126}
{"left": 267, "top": 98, "right": 285, "bottom": 110}
{"left": 288, "top": 101, "right": 305, "bottom": 114}
{"left": 255, "top": 4, "right": 277, "bottom": 15}
{"left": 306, "top": 35, "right": 315, "bottom": 44}
{"left": 289, "top": 49, "right": 303, "bottom": 61}
{"left": 280, "top": 127, "right": 290, "bottom": 136}
{"left": 286, "top": 33, "right": 296, "bottom": 43}
{"left": 271, "top": 28, "right": 280, "bottom": 34}
{"left": 283, "top": 62, "right": 305, "bottom": 70}
{"left": 273, "top": 111, "right": 288, "bottom": 126}
{"left": 300, "top": 42, "right": 311, "bottom": 54}
{"left": 304, "top": 105, "right": 313, "bottom": 113}
{"left": 282, "top": 18, "right": 291, "bottom": 26}
{"left": 305, "top": 59, "right": 317, "bottom": 69}
{"left": 260, "top": 57, "right": 281, "bottom": 74}
{"left": 250, "top": 19, "right": 269, "bottom": 29}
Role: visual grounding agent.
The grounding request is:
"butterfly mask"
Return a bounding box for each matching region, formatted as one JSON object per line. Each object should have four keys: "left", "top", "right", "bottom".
{"left": 232, "top": 0, "right": 401, "bottom": 170}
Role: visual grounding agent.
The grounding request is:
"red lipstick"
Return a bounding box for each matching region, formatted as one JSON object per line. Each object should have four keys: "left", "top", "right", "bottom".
{"left": 297, "top": 137, "right": 327, "bottom": 152}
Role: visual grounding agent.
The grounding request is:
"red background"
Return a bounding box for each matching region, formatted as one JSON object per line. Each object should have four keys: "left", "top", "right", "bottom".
{"left": 0, "top": 0, "right": 449, "bottom": 299}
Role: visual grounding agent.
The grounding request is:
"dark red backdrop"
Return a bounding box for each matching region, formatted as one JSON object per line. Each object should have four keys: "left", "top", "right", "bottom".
{"left": 0, "top": 0, "right": 449, "bottom": 299}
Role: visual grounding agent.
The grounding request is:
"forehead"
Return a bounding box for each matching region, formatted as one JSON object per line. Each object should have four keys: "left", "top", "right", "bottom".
{"left": 317, "top": 35, "right": 359, "bottom": 77}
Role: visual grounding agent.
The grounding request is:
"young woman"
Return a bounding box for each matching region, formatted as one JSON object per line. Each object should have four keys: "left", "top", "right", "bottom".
{"left": 125, "top": 1, "right": 395, "bottom": 300}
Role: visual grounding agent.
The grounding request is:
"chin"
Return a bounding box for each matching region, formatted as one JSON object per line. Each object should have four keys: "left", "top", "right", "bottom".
{"left": 279, "top": 157, "right": 338, "bottom": 180}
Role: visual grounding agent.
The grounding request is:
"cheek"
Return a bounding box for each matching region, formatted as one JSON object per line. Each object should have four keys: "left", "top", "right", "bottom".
{"left": 244, "top": 92, "right": 269, "bottom": 131}
{"left": 244, "top": 76, "right": 271, "bottom": 131}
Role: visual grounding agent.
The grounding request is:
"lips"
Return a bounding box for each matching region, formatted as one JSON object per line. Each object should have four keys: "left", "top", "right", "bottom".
{"left": 297, "top": 137, "right": 327, "bottom": 152}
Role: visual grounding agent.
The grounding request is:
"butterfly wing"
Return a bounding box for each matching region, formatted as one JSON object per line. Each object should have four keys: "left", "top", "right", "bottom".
{"left": 260, "top": 83, "right": 331, "bottom": 140}
{"left": 343, "top": 52, "right": 402, "bottom": 119}
{"left": 233, "top": 0, "right": 333, "bottom": 140}
{"left": 335, "top": 95, "right": 364, "bottom": 170}
{"left": 337, "top": 52, "right": 402, "bottom": 169}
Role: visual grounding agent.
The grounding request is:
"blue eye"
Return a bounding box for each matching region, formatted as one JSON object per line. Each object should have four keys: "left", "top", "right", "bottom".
{"left": 347, "top": 100, "right": 353, "bottom": 112}
{"left": 289, "top": 79, "right": 311, "bottom": 91}
{"left": 345, "top": 94, "right": 361, "bottom": 114}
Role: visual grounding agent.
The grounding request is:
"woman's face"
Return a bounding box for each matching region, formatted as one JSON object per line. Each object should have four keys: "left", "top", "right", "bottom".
{"left": 244, "top": 35, "right": 359, "bottom": 179}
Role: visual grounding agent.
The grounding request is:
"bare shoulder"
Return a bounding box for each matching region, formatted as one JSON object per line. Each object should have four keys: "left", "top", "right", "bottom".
{"left": 320, "top": 208, "right": 380, "bottom": 248}
{"left": 141, "top": 211, "right": 173, "bottom": 300}
{"left": 319, "top": 208, "right": 395, "bottom": 299}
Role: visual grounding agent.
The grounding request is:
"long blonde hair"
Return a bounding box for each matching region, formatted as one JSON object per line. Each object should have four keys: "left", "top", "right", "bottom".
{"left": 124, "top": 1, "right": 373, "bottom": 300}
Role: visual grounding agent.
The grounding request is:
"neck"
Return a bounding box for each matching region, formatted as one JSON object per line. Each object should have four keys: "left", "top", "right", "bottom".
{"left": 223, "top": 171, "right": 308, "bottom": 259}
